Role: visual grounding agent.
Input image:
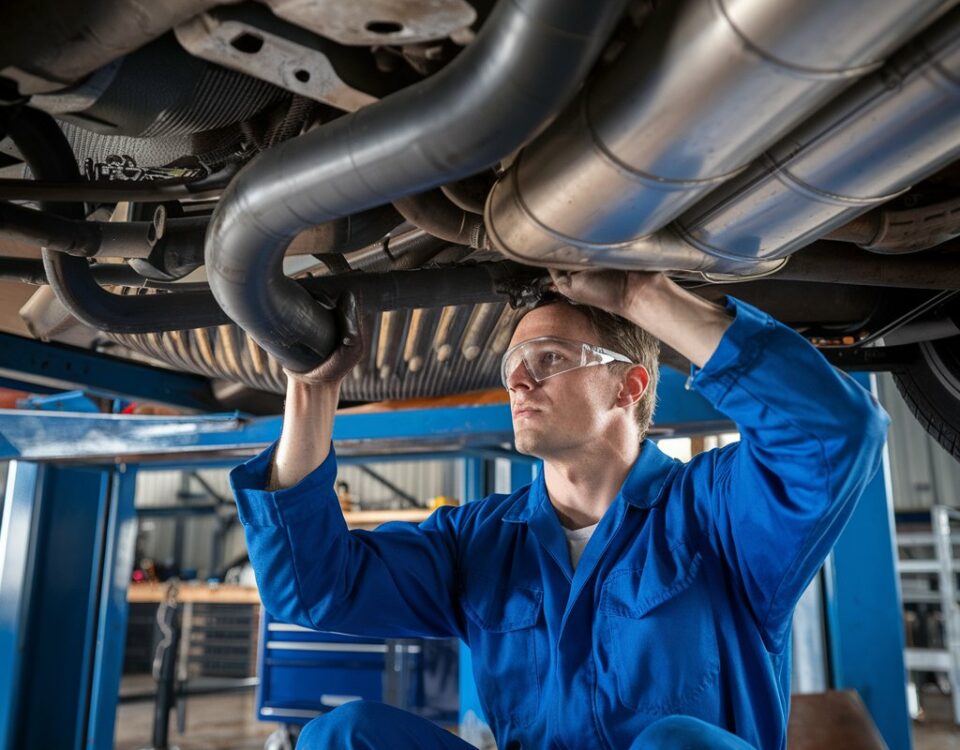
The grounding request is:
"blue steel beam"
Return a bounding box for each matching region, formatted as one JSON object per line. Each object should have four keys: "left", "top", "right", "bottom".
{"left": 0, "top": 376, "right": 58, "bottom": 395}
{"left": 0, "top": 410, "right": 249, "bottom": 461}
{"left": 26, "top": 465, "right": 112, "bottom": 750}
{"left": 0, "top": 406, "right": 515, "bottom": 462}
{"left": 0, "top": 462, "right": 116, "bottom": 750}
{"left": 138, "top": 450, "right": 515, "bottom": 473}
{"left": 0, "top": 369, "right": 728, "bottom": 463}
{"left": 0, "top": 331, "right": 217, "bottom": 411}
{"left": 0, "top": 407, "right": 515, "bottom": 462}
{"left": 19, "top": 390, "right": 100, "bottom": 412}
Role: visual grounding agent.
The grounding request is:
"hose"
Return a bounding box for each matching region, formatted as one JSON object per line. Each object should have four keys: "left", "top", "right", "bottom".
{"left": 0, "top": 201, "right": 206, "bottom": 260}
{"left": 6, "top": 108, "right": 229, "bottom": 333}
{"left": 4, "top": 110, "right": 408, "bottom": 331}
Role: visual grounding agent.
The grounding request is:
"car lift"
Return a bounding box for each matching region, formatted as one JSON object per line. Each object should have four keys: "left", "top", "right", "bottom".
{"left": 0, "top": 364, "right": 910, "bottom": 749}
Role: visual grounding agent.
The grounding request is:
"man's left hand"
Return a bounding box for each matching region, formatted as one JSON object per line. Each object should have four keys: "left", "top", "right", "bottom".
{"left": 548, "top": 267, "right": 733, "bottom": 368}
{"left": 548, "top": 268, "right": 662, "bottom": 319}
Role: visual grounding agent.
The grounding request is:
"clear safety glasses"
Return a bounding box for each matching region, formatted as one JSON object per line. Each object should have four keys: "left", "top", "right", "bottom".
{"left": 500, "top": 336, "right": 634, "bottom": 389}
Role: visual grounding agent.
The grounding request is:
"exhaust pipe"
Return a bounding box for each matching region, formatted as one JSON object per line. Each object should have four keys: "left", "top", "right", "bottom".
{"left": 205, "top": 0, "right": 631, "bottom": 373}
{"left": 101, "top": 263, "right": 539, "bottom": 400}
{"left": 487, "top": 0, "right": 955, "bottom": 273}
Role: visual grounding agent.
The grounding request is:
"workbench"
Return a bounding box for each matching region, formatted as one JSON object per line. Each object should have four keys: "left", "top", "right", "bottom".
{"left": 128, "top": 583, "right": 260, "bottom": 605}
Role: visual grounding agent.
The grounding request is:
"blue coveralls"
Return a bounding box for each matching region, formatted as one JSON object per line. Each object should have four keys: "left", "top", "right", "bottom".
{"left": 231, "top": 298, "right": 890, "bottom": 749}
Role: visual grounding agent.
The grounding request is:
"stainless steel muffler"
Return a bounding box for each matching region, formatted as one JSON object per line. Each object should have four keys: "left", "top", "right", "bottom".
{"left": 486, "top": 0, "right": 959, "bottom": 275}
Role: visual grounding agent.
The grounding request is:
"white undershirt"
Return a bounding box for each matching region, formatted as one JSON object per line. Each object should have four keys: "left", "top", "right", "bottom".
{"left": 562, "top": 522, "right": 599, "bottom": 570}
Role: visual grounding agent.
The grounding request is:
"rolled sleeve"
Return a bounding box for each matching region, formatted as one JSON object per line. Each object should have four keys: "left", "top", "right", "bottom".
{"left": 230, "top": 441, "right": 341, "bottom": 527}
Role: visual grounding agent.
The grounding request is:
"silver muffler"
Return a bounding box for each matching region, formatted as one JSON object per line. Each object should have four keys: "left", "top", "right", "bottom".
{"left": 486, "top": 0, "right": 959, "bottom": 275}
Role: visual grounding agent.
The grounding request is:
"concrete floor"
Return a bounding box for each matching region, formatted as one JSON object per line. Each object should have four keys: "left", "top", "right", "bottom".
{"left": 114, "top": 675, "right": 960, "bottom": 750}
{"left": 115, "top": 676, "right": 274, "bottom": 750}
{"left": 916, "top": 724, "right": 960, "bottom": 750}
{"left": 914, "top": 692, "right": 960, "bottom": 750}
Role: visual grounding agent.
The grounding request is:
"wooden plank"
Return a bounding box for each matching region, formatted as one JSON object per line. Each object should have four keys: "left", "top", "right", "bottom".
{"left": 343, "top": 509, "right": 433, "bottom": 529}
{"left": 128, "top": 583, "right": 261, "bottom": 604}
{"left": 788, "top": 691, "right": 888, "bottom": 750}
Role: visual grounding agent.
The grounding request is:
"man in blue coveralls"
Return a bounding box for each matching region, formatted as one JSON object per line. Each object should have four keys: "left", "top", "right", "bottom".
{"left": 231, "top": 269, "right": 889, "bottom": 749}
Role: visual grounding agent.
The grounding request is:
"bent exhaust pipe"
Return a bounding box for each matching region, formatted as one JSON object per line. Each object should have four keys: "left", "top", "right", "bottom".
{"left": 204, "top": 0, "right": 631, "bottom": 373}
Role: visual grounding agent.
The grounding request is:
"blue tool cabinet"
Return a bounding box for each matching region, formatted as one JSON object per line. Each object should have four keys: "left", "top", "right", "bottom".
{"left": 256, "top": 611, "right": 458, "bottom": 726}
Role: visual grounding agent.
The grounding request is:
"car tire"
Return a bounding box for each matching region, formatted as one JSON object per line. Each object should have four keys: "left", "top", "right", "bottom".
{"left": 892, "top": 336, "right": 960, "bottom": 459}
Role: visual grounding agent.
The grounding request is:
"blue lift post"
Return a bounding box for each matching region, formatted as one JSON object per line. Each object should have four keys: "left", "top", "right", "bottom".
{"left": 87, "top": 468, "right": 139, "bottom": 750}
{"left": 0, "top": 459, "right": 137, "bottom": 750}
{"left": 823, "top": 373, "right": 910, "bottom": 750}
{"left": 0, "top": 369, "right": 910, "bottom": 749}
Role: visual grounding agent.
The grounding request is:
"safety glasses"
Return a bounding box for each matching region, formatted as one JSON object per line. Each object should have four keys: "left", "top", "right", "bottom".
{"left": 500, "top": 336, "right": 634, "bottom": 389}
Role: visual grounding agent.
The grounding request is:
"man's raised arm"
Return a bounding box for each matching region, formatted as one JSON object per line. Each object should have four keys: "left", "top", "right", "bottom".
{"left": 230, "top": 293, "right": 466, "bottom": 640}
{"left": 268, "top": 293, "right": 365, "bottom": 490}
{"left": 553, "top": 269, "right": 889, "bottom": 652}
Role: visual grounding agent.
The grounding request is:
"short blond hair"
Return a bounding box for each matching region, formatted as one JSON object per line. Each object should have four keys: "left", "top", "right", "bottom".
{"left": 525, "top": 299, "right": 660, "bottom": 438}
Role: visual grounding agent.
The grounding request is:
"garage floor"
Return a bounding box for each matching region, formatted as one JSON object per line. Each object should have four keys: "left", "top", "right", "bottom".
{"left": 114, "top": 675, "right": 960, "bottom": 750}
{"left": 115, "top": 676, "right": 273, "bottom": 750}
{"left": 914, "top": 692, "right": 960, "bottom": 750}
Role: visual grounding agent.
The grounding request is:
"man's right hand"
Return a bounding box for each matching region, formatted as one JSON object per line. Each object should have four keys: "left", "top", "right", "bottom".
{"left": 284, "top": 291, "right": 368, "bottom": 386}
{"left": 270, "top": 291, "right": 370, "bottom": 491}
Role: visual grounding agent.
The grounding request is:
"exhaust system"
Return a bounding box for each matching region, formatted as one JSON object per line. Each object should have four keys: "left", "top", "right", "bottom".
{"left": 21, "top": 0, "right": 960, "bottom": 382}
{"left": 486, "top": 0, "right": 959, "bottom": 275}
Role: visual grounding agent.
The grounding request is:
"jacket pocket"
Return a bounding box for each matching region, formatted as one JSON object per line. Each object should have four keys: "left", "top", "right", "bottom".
{"left": 600, "top": 543, "right": 720, "bottom": 715}
{"left": 462, "top": 577, "right": 543, "bottom": 728}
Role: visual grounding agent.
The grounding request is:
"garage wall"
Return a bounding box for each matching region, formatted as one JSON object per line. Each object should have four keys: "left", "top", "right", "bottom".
{"left": 876, "top": 373, "right": 960, "bottom": 512}
{"left": 134, "top": 459, "right": 457, "bottom": 579}
{"left": 334, "top": 460, "right": 458, "bottom": 508}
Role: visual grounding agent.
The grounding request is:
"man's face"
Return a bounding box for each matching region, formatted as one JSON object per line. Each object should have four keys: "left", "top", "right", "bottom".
{"left": 505, "top": 304, "right": 631, "bottom": 459}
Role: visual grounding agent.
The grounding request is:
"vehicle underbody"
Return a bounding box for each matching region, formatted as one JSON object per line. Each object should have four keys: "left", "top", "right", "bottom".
{"left": 2, "top": 0, "right": 960, "bottom": 456}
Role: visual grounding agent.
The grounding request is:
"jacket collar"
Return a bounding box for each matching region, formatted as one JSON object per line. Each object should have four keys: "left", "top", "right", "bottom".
{"left": 502, "top": 439, "right": 680, "bottom": 524}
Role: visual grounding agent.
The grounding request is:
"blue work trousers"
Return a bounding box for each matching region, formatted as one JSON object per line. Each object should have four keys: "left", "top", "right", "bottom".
{"left": 297, "top": 701, "right": 756, "bottom": 749}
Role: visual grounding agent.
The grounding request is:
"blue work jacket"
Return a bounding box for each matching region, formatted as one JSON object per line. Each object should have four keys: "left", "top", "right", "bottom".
{"left": 231, "top": 298, "right": 890, "bottom": 750}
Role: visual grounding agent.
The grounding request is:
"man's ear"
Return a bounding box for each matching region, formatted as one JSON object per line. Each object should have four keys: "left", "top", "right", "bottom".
{"left": 616, "top": 365, "right": 649, "bottom": 408}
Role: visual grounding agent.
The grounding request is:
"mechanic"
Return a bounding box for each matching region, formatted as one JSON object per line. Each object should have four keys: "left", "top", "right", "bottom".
{"left": 231, "top": 269, "right": 889, "bottom": 749}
